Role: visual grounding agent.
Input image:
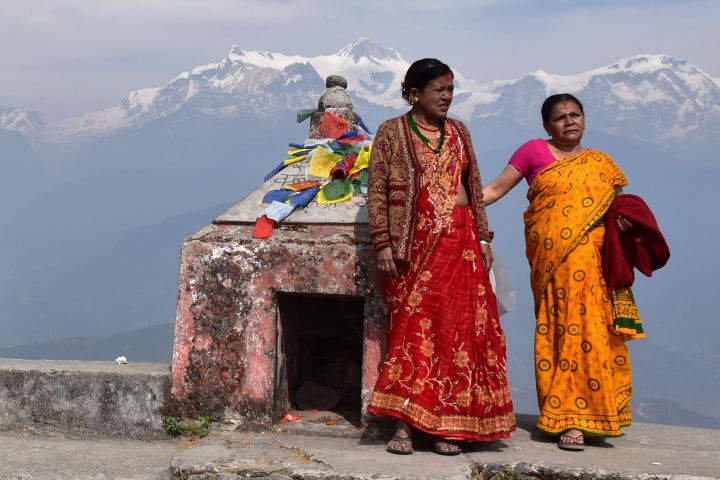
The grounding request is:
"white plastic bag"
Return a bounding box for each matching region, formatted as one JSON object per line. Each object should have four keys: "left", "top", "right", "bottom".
{"left": 488, "top": 250, "right": 516, "bottom": 316}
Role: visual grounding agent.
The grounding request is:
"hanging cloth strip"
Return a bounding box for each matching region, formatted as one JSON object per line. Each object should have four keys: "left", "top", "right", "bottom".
{"left": 351, "top": 146, "right": 370, "bottom": 174}
{"left": 265, "top": 201, "right": 295, "bottom": 223}
{"left": 352, "top": 169, "right": 369, "bottom": 194}
{"left": 303, "top": 138, "right": 333, "bottom": 148}
{"left": 289, "top": 185, "right": 321, "bottom": 208}
{"left": 338, "top": 129, "right": 360, "bottom": 139}
{"left": 252, "top": 215, "right": 276, "bottom": 239}
{"left": 288, "top": 148, "right": 311, "bottom": 157}
{"left": 308, "top": 148, "right": 342, "bottom": 178}
{"left": 319, "top": 111, "right": 351, "bottom": 139}
{"left": 285, "top": 180, "right": 321, "bottom": 192}
{"left": 263, "top": 154, "right": 309, "bottom": 182}
{"left": 255, "top": 115, "right": 374, "bottom": 225}
{"left": 330, "top": 153, "right": 358, "bottom": 180}
{"left": 329, "top": 143, "right": 359, "bottom": 156}
{"left": 343, "top": 152, "right": 358, "bottom": 170}
{"left": 356, "top": 114, "right": 373, "bottom": 134}
{"left": 336, "top": 130, "right": 366, "bottom": 144}
{"left": 317, "top": 179, "right": 354, "bottom": 204}
{"left": 262, "top": 189, "right": 293, "bottom": 204}
{"left": 297, "top": 108, "right": 322, "bottom": 123}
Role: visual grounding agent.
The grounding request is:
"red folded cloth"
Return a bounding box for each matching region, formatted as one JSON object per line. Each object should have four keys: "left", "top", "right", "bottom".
{"left": 603, "top": 194, "right": 670, "bottom": 289}
{"left": 252, "top": 215, "right": 276, "bottom": 239}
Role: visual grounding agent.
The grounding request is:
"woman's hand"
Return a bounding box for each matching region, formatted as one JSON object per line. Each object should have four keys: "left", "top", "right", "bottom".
{"left": 480, "top": 242, "right": 493, "bottom": 272}
{"left": 616, "top": 215, "right": 634, "bottom": 232}
{"left": 377, "top": 247, "right": 399, "bottom": 279}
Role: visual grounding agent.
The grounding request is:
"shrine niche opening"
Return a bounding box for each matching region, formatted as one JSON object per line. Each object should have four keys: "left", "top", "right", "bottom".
{"left": 275, "top": 292, "right": 365, "bottom": 424}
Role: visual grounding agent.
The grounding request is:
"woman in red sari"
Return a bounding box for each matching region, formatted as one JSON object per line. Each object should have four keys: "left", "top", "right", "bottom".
{"left": 367, "top": 59, "right": 515, "bottom": 455}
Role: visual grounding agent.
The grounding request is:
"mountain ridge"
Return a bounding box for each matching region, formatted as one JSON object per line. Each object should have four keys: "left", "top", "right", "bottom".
{"left": 5, "top": 39, "right": 716, "bottom": 145}
{"left": 0, "top": 105, "right": 45, "bottom": 135}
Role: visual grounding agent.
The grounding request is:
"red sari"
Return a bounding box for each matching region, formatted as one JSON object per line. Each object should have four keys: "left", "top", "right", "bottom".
{"left": 367, "top": 122, "right": 515, "bottom": 441}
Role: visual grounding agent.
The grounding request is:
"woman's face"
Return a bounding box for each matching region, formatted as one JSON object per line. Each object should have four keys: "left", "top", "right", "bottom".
{"left": 411, "top": 73, "right": 454, "bottom": 120}
{"left": 544, "top": 101, "right": 585, "bottom": 145}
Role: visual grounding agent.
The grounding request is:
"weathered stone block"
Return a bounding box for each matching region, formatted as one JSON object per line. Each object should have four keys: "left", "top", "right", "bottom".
{"left": 170, "top": 222, "right": 386, "bottom": 425}
{"left": 0, "top": 359, "right": 170, "bottom": 438}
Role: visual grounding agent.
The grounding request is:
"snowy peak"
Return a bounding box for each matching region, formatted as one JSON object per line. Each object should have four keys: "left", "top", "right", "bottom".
{"left": 223, "top": 39, "right": 408, "bottom": 107}
{"left": 0, "top": 106, "right": 45, "bottom": 136}
{"left": 48, "top": 38, "right": 411, "bottom": 140}
{"left": 335, "top": 38, "right": 403, "bottom": 63}
{"left": 608, "top": 54, "right": 691, "bottom": 74}
{"left": 519, "top": 54, "right": 712, "bottom": 92}
{"left": 38, "top": 40, "right": 719, "bottom": 145}
{"left": 267, "top": 62, "right": 323, "bottom": 91}
{"left": 225, "top": 46, "right": 307, "bottom": 71}
{"left": 487, "top": 54, "right": 720, "bottom": 142}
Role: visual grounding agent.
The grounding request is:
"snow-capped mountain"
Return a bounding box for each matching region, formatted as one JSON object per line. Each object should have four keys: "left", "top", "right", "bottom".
{"left": 477, "top": 54, "right": 720, "bottom": 143}
{"left": 44, "top": 39, "right": 482, "bottom": 141}
{"left": 0, "top": 106, "right": 45, "bottom": 136}
{"left": 15, "top": 38, "right": 720, "bottom": 145}
{"left": 47, "top": 53, "right": 326, "bottom": 140}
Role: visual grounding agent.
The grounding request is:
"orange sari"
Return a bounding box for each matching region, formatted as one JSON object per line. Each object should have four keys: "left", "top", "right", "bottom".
{"left": 525, "top": 149, "right": 637, "bottom": 437}
{"left": 368, "top": 122, "right": 515, "bottom": 441}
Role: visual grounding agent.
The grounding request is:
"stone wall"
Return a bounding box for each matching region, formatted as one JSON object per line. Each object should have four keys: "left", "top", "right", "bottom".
{"left": 0, "top": 359, "right": 170, "bottom": 438}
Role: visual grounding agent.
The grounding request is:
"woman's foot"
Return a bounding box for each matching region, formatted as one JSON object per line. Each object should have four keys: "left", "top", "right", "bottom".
{"left": 558, "top": 429, "right": 585, "bottom": 451}
{"left": 386, "top": 420, "right": 413, "bottom": 455}
{"left": 433, "top": 438, "right": 462, "bottom": 455}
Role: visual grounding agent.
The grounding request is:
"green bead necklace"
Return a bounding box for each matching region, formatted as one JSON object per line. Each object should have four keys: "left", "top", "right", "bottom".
{"left": 408, "top": 114, "right": 445, "bottom": 154}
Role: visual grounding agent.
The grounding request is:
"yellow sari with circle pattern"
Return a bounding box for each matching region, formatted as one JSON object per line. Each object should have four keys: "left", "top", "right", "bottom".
{"left": 524, "top": 149, "right": 636, "bottom": 437}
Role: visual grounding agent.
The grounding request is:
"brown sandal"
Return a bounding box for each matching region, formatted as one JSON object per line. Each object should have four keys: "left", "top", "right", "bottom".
{"left": 433, "top": 439, "right": 462, "bottom": 456}
{"left": 386, "top": 435, "right": 413, "bottom": 455}
{"left": 558, "top": 429, "right": 585, "bottom": 451}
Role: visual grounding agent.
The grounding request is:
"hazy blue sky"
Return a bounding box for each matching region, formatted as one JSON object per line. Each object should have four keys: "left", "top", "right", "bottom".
{"left": 2, "top": 0, "right": 718, "bottom": 121}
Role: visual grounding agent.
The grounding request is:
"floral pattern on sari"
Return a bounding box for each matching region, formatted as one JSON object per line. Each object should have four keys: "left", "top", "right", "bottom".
{"left": 368, "top": 122, "right": 515, "bottom": 441}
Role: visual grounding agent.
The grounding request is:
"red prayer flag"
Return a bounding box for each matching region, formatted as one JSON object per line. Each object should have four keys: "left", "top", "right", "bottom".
{"left": 319, "top": 111, "right": 350, "bottom": 139}
{"left": 252, "top": 215, "right": 276, "bottom": 239}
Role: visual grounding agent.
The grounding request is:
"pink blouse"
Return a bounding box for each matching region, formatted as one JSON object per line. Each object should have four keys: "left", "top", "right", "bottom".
{"left": 508, "top": 139, "right": 556, "bottom": 185}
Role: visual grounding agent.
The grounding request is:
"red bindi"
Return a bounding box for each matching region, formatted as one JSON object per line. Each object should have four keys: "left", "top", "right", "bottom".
{"left": 562, "top": 101, "right": 569, "bottom": 107}
{"left": 444, "top": 72, "right": 452, "bottom": 81}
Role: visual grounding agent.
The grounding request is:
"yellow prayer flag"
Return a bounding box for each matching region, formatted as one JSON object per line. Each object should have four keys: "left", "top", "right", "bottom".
{"left": 308, "top": 148, "right": 341, "bottom": 178}
{"left": 287, "top": 148, "right": 309, "bottom": 156}
{"left": 351, "top": 144, "right": 371, "bottom": 174}
{"left": 283, "top": 154, "right": 307, "bottom": 167}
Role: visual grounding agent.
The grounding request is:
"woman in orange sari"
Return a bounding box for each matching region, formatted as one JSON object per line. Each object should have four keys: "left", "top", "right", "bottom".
{"left": 483, "top": 94, "right": 641, "bottom": 451}
{"left": 367, "top": 59, "right": 515, "bottom": 455}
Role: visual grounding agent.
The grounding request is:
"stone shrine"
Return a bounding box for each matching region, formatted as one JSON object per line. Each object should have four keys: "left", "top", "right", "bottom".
{"left": 169, "top": 76, "right": 385, "bottom": 426}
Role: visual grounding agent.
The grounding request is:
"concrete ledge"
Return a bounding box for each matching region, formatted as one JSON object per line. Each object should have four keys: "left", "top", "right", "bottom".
{"left": 0, "top": 413, "right": 718, "bottom": 479}
{"left": 0, "top": 358, "right": 171, "bottom": 438}
{"left": 169, "top": 414, "right": 720, "bottom": 479}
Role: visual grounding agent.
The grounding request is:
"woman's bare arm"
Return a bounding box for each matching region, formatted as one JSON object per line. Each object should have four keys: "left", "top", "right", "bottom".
{"left": 482, "top": 165, "right": 524, "bottom": 206}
